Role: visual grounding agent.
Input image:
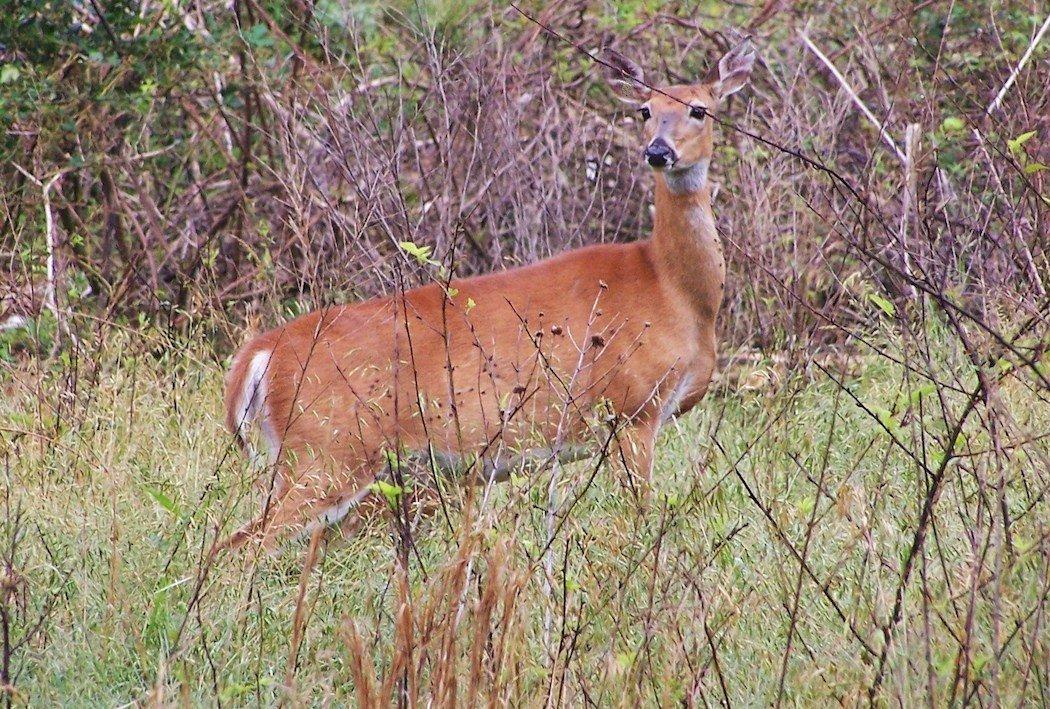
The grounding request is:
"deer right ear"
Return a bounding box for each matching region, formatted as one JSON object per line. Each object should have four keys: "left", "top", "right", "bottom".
{"left": 605, "top": 50, "right": 648, "bottom": 104}
{"left": 705, "top": 39, "right": 756, "bottom": 99}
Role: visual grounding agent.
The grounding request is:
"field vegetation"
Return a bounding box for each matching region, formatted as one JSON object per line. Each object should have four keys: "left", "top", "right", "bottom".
{"left": 1, "top": 0, "right": 1047, "bottom": 704}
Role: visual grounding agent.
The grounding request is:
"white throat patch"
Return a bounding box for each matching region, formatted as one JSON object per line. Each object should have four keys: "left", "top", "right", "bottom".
{"left": 664, "top": 159, "right": 710, "bottom": 194}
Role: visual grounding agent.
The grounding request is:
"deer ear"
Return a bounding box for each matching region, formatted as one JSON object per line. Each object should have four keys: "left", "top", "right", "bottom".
{"left": 605, "top": 50, "right": 648, "bottom": 104}
{"left": 707, "top": 39, "right": 756, "bottom": 99}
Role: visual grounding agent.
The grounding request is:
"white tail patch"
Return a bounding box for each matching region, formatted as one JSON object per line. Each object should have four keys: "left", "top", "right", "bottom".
{"left": 235, "top": 349, "right": 278, "bottom": 464}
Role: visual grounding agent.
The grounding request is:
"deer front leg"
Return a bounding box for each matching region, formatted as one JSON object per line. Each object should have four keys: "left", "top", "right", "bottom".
{"left": 328, "top": 482, "right": 436, "bottom": 546}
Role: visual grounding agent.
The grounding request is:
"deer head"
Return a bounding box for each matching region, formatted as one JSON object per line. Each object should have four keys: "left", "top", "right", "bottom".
{"left": 606, "top": 40, "right": 756, "bottom": 183}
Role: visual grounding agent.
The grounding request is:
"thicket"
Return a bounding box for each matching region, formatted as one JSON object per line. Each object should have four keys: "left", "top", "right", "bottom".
{"left": 2, "top": 1, "right": 1044, "bottom": 349}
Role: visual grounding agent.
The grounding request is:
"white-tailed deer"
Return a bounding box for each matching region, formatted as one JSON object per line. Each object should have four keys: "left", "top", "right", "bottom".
{"left": 221, "top": 40, "right": 757, "bottom": 552}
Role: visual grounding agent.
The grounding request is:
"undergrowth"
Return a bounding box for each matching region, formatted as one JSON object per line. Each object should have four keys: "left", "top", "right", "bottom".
{"left": 1, "top": 319, "right": 1046, "bottom": 705}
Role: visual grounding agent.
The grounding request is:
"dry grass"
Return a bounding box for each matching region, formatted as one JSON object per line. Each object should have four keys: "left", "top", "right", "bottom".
{"left": 0, "top": 319, "right": 1046, "bottom": 704}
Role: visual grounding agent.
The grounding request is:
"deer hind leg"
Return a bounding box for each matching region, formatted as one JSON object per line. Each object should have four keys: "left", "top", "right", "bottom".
{"left": 251, "top": 474, "right": 372, "bottom": 554}
{"left": 216, "top": 452, "right": 367, "bottom": 554}
{"left": 221, "top": 451, "right": 448, "bottom": 556}
{"left": 327, "top": 455, "right": 451, "bottom": 547}
{"left": 213, "top": 459, "right": 292, "bottom": 554}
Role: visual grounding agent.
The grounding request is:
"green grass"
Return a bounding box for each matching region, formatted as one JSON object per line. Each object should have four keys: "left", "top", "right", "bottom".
{"left": 2, "top": 325, "right": 1047, "bottom": 705}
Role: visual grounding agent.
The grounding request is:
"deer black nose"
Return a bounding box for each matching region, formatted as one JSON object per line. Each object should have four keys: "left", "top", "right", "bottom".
{"left": 644, "top": 138, "right": 676, "bottom": 168}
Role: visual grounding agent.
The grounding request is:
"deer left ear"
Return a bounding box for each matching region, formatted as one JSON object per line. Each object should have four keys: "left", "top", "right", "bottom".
{"left": 604, "top": 50, "right": 648, "bottom": 104}
{"left": 707, "top": 39, "right": 756, "bottom": 99}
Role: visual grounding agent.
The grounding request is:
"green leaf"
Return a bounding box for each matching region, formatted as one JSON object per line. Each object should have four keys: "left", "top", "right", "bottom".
{"left": 873, "top": 406, "right": 901, "bottom": 434}
{"left": 399, "top": 240, "right": 433, "bottom": 264}
{"left": 868, "top": 293, "right": 896, "bottom": 317}
{"left": 994, "top": 357, "right": 1013, "bottom": 375}
{"left": 797, "top": 495, "right": 816, "bottom": 518}
{"left": 244, "top": 23, "right": 273, "bottom": 48}
{"left": 940, "top": 116, "right": 965, "bottom": 132}
{"left": 145, "top": 487, "right": 179, "bottom": 516}
{"left": 908, "top": 383, "right": 936, "bottom": 406}
{"left": 0, "top": 65, "right": 20, "bottom": 84}
{"left": 1023, "top": 162, "right": 1047, "bottom": 175}
{"left": 371, "top": 480, "right": 404, "bottom": 507}
{"left": 465, "top": 297, "right": 476, "bottom": 313}
{"left": 1007, "top": 130, "right": 1037, "bottom": 156}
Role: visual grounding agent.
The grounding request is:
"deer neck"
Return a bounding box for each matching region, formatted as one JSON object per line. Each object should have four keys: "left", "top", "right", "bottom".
{"left": 649, "top": 160, "right": 725, "bottom": 321}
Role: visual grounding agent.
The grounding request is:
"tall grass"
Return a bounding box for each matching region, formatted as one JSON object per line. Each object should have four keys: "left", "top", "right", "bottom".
{"left": 1, "top": 318, "right": 1046, "bottom": 704}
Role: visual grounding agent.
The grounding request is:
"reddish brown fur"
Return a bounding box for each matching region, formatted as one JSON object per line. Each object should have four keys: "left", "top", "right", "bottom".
{"left": 220, "top": 44, "right": 755, "bottom": 551}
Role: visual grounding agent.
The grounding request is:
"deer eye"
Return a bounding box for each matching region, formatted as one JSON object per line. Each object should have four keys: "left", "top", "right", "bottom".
{"left": 689, "top": 106, "right": 707, "bottom": 120}
{"left": 638, "top": 106, "right": 651, "bottom": 121}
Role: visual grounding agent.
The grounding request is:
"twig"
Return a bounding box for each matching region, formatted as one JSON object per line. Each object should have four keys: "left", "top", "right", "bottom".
{"left": 10, "top": 164, "right": 77, "bottom": 350}
{"left": 987, "top": 11, "right": 1050, "bottom": 114}
{"left": 800, "top": 31, "right": 906, "bottom": 162}
{"left": 897, "top": 123, "right": 920, "bottom": 299}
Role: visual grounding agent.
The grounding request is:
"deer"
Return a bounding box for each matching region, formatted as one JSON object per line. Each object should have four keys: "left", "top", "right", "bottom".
{"left": 219, "top": 40, "right": 757, "bottom": 553}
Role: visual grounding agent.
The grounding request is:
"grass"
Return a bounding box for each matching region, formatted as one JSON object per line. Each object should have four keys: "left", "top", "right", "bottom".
{"left": 3, "top": 320, "right": 1046, "bottom": 705}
